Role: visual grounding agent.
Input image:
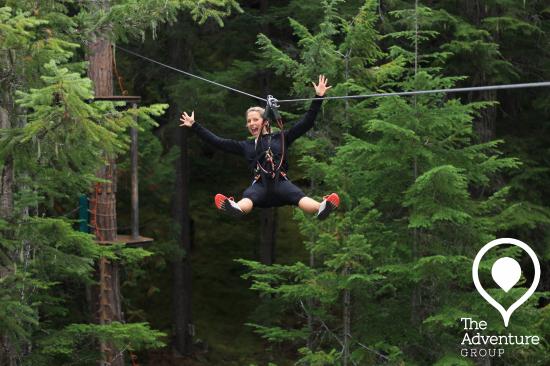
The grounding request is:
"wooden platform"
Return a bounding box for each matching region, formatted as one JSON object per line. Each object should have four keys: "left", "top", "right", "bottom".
{"left": 92, "top": 95, "right": 141, "bottom": 102}
{"left": 96, "top": 234, "right": 154, "bottom": 246}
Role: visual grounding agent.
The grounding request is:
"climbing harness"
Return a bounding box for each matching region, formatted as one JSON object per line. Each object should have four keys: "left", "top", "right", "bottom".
{"left": 253, "top": 95, "right": 287, "bottom": 181}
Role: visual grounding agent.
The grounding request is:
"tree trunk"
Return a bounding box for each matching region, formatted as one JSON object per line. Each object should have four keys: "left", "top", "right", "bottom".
{"left": 88, "top": 40, "right": 114, "bottom": 97}
{"left": 259, "top": 208, "right": 277, "bottom": 265}
{"left": 172, "top": 117, "right": 193, "bottom": 356}
{"left": 0, "top": 50, "right": 14, "bottom": 221}
{"left": 306, "top": 177, "right": 316, "bottom": 350}
{"left": 474, "top": 90, "right": 496, "bottom": 142}
{"left": 342, "top": 267, "right": 351, "bottom": 366}
{"left": 463, "top": 1, "right": 498, "bottom": 143}
{"left": 167, "top": 31, "right": 193, "bottom": 356}
{"left": 410, "top": 158, "right": 423, "bottom": 326}
{"left": 257, "top": 1, "right": 277, "bottom": 266}
{"left": 0, "top": 47, "right": 16, "bottom": 366}
{"left": 87, "top": 1, "right": 124, "bottom": 363}
{"left": 307, "top": 250, "right": 315, "bottom": 349}
{"left": 342, "top": 50, "right": 352, "bottom": 366}
{"left": 0, "top": 123, "right": 13, "bottom": 221}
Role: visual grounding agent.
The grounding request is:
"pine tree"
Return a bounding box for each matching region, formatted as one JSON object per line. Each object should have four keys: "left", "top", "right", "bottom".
{"left": 0, "top": 0, "right": 241, "bottom": 363}
{"left": 0, "top": 4, "right": 169, "bottom": 364}
{"left": 239, "top": 1, "right": 550, "bottom": 365}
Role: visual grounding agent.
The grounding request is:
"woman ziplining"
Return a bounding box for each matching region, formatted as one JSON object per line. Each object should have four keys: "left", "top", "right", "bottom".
{"left": 179, "top": 75, "right": 339, "bottom": 219}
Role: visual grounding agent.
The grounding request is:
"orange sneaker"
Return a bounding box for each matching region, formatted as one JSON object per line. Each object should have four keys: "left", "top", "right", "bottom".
{"left": 214, "top": 193, "right": 244, "bottom": 217}
{"left": 317, "top": 193, "right": 340, "bottom": 220}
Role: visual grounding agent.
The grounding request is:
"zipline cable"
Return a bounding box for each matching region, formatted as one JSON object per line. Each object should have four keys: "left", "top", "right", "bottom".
{"left": 276, "top": 81, "right": 550, "bottom": 103}
{"left": 116, "top": 45, "right": 267, "bottom": 102}
{"left": 116, "top": 46, "right": 550, "bottom": 103}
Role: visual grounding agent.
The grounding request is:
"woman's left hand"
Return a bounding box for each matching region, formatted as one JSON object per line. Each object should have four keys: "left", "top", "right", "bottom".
{"left": 312, "top": 74, "right": 332, "bottom": 96}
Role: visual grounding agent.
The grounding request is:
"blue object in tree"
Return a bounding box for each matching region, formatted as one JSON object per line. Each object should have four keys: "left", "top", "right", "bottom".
{"left": 79, "top": 195, "right": 89, "bottom": 233}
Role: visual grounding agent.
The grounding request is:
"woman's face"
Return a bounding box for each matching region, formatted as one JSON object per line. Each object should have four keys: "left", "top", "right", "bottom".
{"left": 246, "top": 111, "right": 265, "bottom": 137}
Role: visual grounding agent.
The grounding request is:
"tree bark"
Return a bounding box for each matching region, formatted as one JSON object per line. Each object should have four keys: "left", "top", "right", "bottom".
{"left": 172, "top": 115, "right": 193, "bottom": 356}
{"left": 0, "top": 50, "right": 14, "bottom": 221}
{"left": 258, "top": 0, "right": 277, "bottom": 266}
{"left": 463, "top": 1, "right": 497, "bottom": 143}
{"left": 342, "top": 267, "right": 351, "bottom": 366}
{"left": 0, "top": 111, "right": 14, "bottom": 222}
{"left": 0, "top": 47, "right": 16, "bottom": 366}
{"left": 88, "top": 39, "right": 114, "bottom": 97}
{"left": 167, "top": 31, "right": 193, "bottom": 356}
{"left": 86, "top": 1, "right": 124, "bottom": 364}
{"left": 474, "top": 89, "right": 496, "bottom": 142}
{"left": 259, "top": 208, "right": 277, "bottom": 265}
{"left": 410, "top": 158, "right": 423, "bottom": 326}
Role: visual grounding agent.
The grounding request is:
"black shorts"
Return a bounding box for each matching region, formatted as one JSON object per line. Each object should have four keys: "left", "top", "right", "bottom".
{"left": 242, "top": 177, "right": 306, "bottom": 208}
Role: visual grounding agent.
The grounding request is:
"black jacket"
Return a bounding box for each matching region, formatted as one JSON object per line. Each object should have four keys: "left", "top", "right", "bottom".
{"left": 191, "top": 97, "right": 323, "bottom": 177}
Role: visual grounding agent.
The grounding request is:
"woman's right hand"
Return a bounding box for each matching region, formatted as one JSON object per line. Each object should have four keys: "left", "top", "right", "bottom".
{"left": 179, "top": 111, "right": 195, "bottom": 127}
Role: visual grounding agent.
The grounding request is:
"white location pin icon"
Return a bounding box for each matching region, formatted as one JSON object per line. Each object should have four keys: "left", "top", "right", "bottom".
{"left": 491, "top": 257, "right": 521, "bottom": 292}
{"left": 472, "top": 238, "right": 540, "bottom": 327}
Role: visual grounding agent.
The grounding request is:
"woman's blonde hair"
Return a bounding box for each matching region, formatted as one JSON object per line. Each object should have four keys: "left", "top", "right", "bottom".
{"left": 246, "top": 106, "right": 265, "bottom": 120}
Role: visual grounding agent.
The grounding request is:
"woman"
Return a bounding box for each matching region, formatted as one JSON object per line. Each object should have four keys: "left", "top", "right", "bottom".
{"left": 179, "top": 75, "right": 339, "bottom": 219}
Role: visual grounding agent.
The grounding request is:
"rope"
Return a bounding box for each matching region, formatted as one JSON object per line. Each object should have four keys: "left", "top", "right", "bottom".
{"left": 112, "top": 45, "right": 128, "bottom": 96}
{"left": 254, "top": 117, "right": 286, "bottom": 179}
{"left": 115, "top": 45, "right": 267, "bottom": 102}
{"left": 273, "top": 117, "right": 285, "bottom": 174}
{"left": 89, "top": 183, "right": 105, "bottom": 242}
{"left": 276, "top": 81, "right": 550, "bottom": 103}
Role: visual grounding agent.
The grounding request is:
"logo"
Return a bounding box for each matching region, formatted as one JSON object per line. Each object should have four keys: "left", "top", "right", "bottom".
{"left": 472, "top": 238, "right": 541, "bottom": 327}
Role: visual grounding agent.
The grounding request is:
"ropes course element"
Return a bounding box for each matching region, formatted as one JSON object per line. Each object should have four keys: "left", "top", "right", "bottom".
{"left": 115, "top": 45, "right": 267, "bottom": 102}
{"left": 116, "top": 46, "right": 550, "bottom": 104}
{"left": 112, "top": 45, "right": 129, "bottom": 96}
{"left": 130, "top": 352, "right": 140, "bottom": 366}
{"left": 89, "top": 182, "right": 105, "bottom": 242}
{"left": 88, "top": 164, "right": 117, "bottom": 243}
{"left": 276, "top": 82, "right": 550, "bottom": 103}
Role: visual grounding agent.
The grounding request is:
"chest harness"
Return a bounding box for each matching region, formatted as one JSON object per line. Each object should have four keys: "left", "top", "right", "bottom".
{"left": 253, "top": 95, "right": 287, "bottom": 182}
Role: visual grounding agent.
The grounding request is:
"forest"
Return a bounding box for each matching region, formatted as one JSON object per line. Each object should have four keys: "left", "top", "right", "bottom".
{"left": 0, "top": 0, "right": 549, "bottom": 365}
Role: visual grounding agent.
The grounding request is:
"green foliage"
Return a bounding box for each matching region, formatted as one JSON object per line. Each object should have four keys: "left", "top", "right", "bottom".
{"left": 246, "top": 323, "right": 308, "bottom": 343}
{"left": 296, "top": 347, "right": 340, "bottom": 366}
{"left": 0, "top": 1, "right": 180, "bottom": 364}
{"left": 28, "top": 0, "right": 243, "bottom": 43}
{"left": 38, "top": 322, "right": 165, "bottom": 354}
{"left": 0, "top": 7, "right": 47, "bottom": 48}
{"left": 237, "top": 1, "right": 550, "bottom": 365}
{"left": 110, "top": 0, "right": 549, "bottom": 364}
{"left": 3, "top": 0, "right": 547, "bottom": 364}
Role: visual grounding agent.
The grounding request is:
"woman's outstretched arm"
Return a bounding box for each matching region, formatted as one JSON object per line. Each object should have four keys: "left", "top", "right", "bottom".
{"left": 180, "top": 111, "right": 245, "bottom": 155}
{"left": 286, "top": 75, "right": 331, "bottom": 144}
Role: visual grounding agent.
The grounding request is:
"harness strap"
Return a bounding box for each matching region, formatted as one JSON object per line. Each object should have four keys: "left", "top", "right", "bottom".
{"left": 253, "top": 95, "right": 286, "bottom": 180}
{"left": 254, "top": 170, "right": 287, "bottom": 182}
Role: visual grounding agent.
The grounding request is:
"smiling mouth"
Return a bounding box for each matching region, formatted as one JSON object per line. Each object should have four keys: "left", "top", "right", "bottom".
{"left": 251, "top": 127, "right": 259, "bottom": 134}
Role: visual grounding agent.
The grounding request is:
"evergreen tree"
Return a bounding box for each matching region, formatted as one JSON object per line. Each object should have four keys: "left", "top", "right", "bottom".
{"left": 239, "top": 1, "right": 550, "bottom": 365}
{"left": 0, "top": 0, "right": 241, "bottom": 363}
{"left": 1, "top": 0, "right": 541, "bottom": 364}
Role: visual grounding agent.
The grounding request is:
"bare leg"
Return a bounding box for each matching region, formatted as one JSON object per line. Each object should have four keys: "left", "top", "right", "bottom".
{"left": 298, "top": 196, "right": 321, "bottom": 214}
{"left": 237, "top": 198, "right": 254, "bottom": 214}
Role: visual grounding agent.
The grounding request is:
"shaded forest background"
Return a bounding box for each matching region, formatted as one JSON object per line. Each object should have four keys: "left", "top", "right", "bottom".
{"left": 1, "top": 0, "right": 549, "bottom": 365}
